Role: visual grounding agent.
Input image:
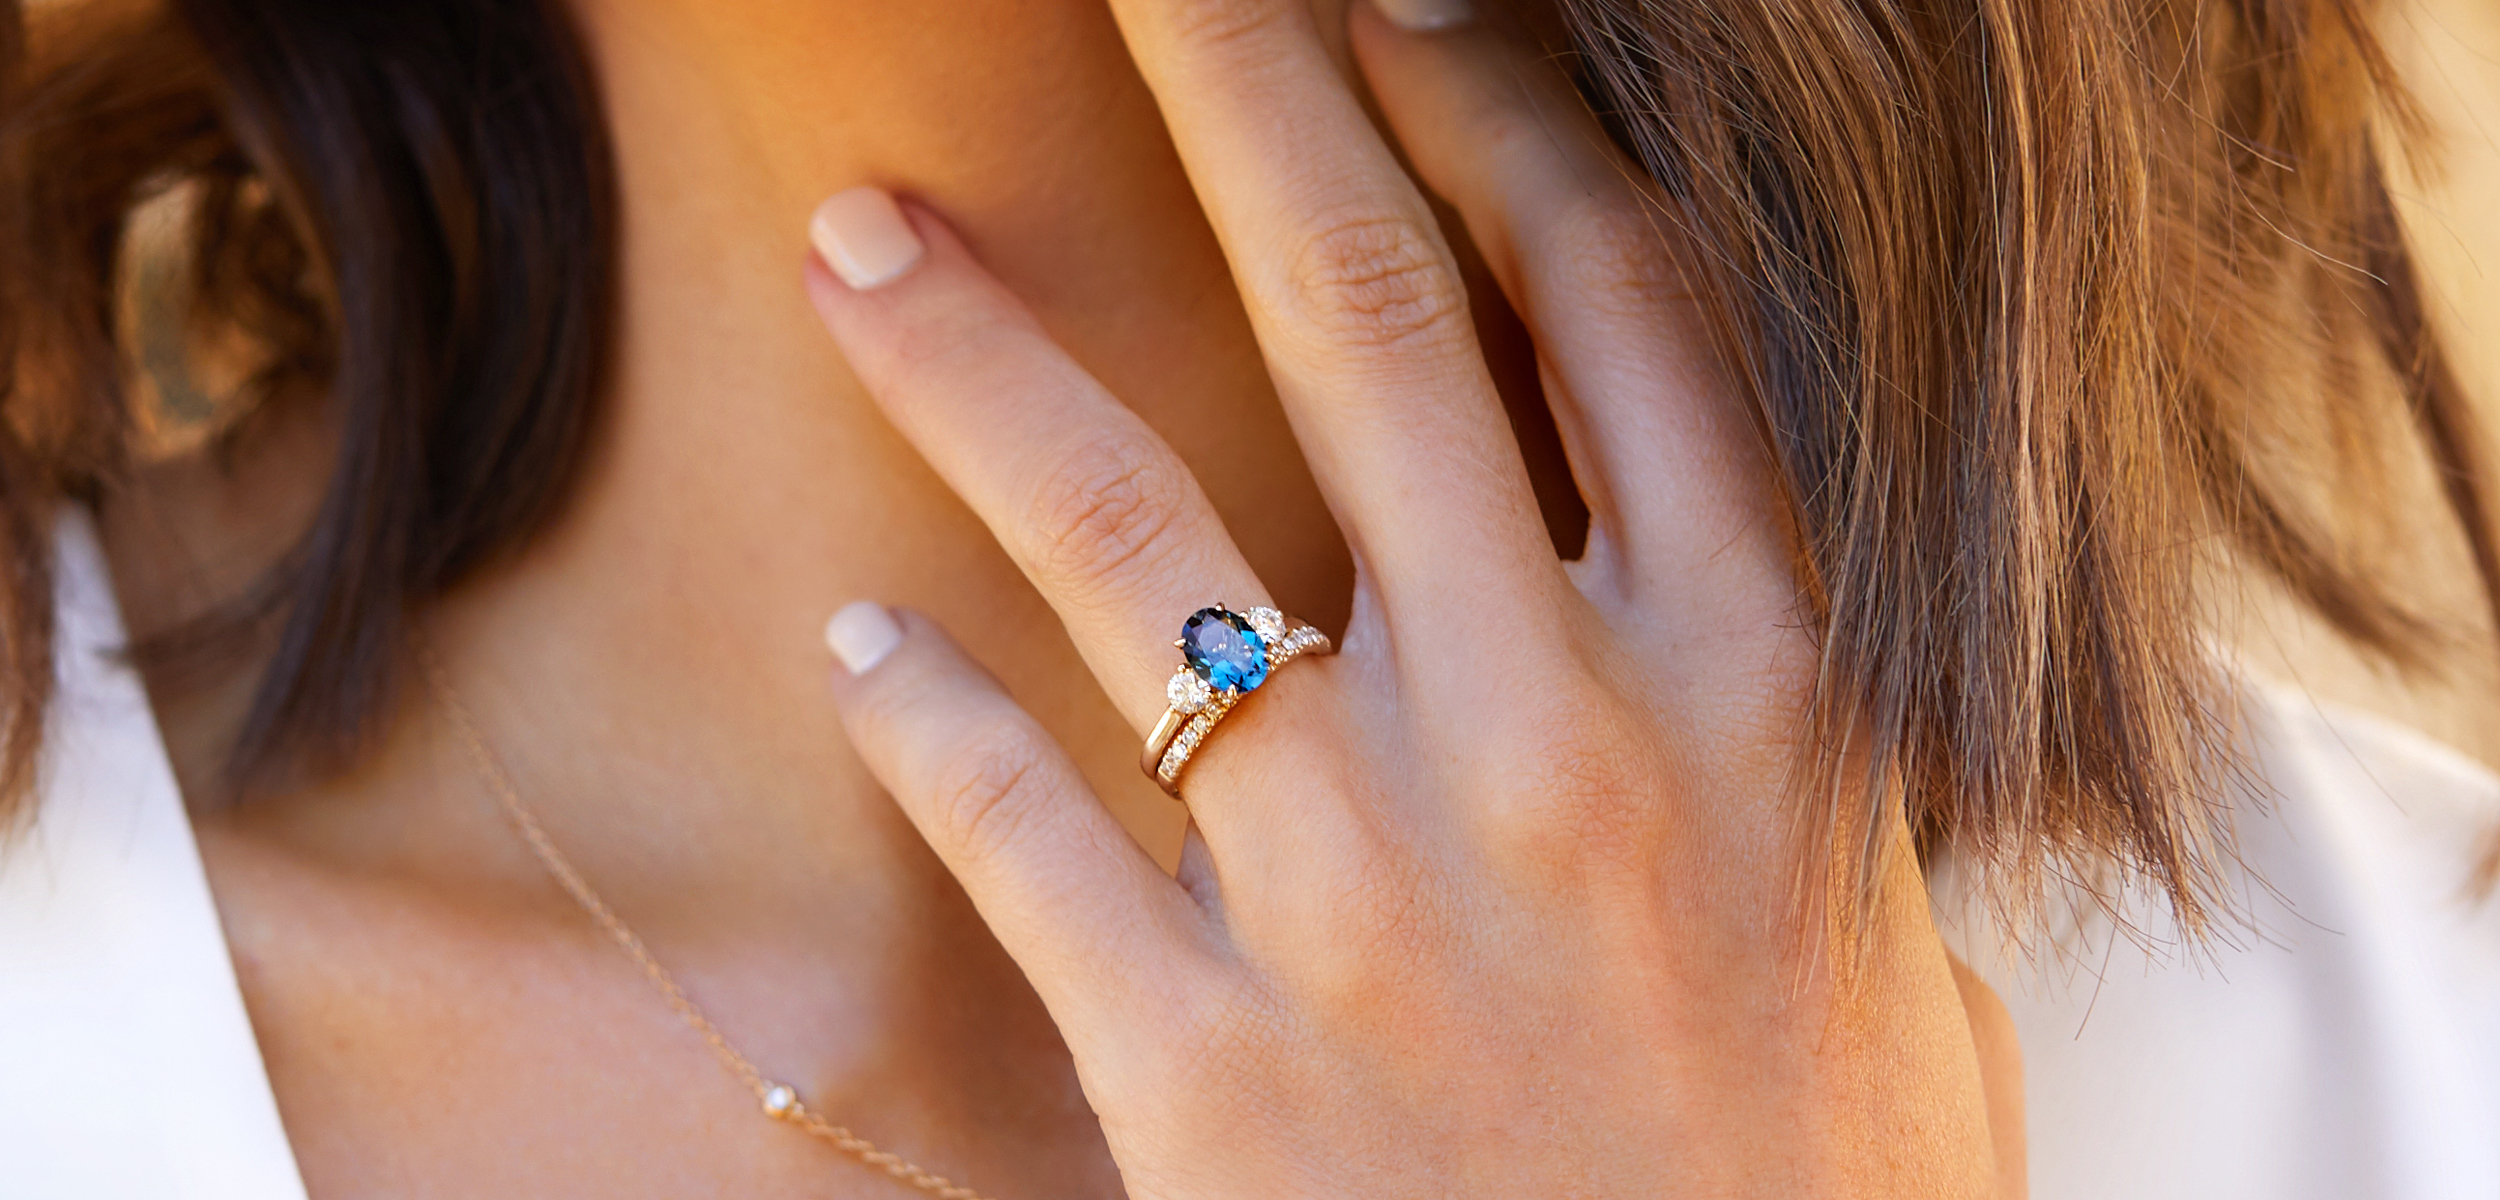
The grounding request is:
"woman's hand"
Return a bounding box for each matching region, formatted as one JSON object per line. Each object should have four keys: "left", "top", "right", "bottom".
{"left": 805, "top": 1, "right": 2020, "bottom": 1194}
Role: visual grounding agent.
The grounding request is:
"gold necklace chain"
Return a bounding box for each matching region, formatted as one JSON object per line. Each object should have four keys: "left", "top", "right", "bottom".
{"left": 419, "top": 649, "right": 1000, "bottom": 1200}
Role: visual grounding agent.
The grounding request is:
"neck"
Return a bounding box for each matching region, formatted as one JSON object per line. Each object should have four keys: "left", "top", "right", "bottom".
{"left": 117, "top": 0, "right": 1348, "bottom": 928}
{"left": 458, "top": 0, "right": 1351, "bottom": 909}
{"left": 98, "top": 4, "right": 1340, "bottom": 1184}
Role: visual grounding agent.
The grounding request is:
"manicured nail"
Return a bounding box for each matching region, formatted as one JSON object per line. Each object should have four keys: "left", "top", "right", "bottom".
{"left": 1373, "top": 0, "right": 1473, "bottom": 31}
{"left": 809, "top": 187, "right": 925, "bottom": 290}
{"left": 825, "top": 601, "right": 905, "bottom": 674}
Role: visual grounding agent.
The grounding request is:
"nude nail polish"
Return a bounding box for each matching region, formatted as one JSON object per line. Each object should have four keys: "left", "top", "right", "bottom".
{"left": 809, "top": 187, "right": 925, "bottom": 290}
{"left": 825, "top": 601, "right": 905, "bottom": 674}
{"left": 1373, "top": 0, "right": 1474, "bottom": 31}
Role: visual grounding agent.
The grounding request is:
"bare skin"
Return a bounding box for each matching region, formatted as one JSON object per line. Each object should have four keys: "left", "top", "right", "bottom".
{"left": 104, "top": 0, "right": 1342, "bottom": 1193}
{"left": 96, "top": 0, "right": 2018, "bottom": 1195}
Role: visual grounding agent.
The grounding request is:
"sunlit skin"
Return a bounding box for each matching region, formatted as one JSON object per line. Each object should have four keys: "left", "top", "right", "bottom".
{"left": 106, "top": 0, "right": 1350, "bottom": 1193}
{"left": 96, "top": 0, "right": 2018, "bottom": 1195}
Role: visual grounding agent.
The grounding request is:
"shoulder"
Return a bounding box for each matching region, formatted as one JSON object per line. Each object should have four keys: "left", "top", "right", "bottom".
{"left": 1942, "top": 668, "right": 2500, "bottom": 1200}
{"left": 0, "top": 511, "right": 307, "bottom": 1199}
{"left": 2240, "top": 672, "right": 2500, "bottom": 875}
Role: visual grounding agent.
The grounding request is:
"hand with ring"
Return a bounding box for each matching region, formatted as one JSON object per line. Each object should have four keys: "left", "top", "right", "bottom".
{"left": 804, "top": 3, "right": 2020, "bottom": 1194}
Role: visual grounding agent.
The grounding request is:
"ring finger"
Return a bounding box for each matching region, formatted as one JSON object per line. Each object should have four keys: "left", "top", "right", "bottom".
{"left": 804, "top": 194, "right": 1274, "bottom": 738}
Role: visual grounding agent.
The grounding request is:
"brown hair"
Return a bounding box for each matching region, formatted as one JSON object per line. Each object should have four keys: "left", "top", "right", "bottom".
{"left": 1555, "top": 0, "right": 2499, "bottom": 927}
{"left": 0, "top": 0, "right": 2488, "bottom": 928}
{"left": 0, "top": 0, "right": 614, "bottom": 804}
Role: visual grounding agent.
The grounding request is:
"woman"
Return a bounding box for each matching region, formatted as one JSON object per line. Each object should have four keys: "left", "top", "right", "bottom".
{"left": 1, "top": 0, "right": 2492, "bottom": 1195}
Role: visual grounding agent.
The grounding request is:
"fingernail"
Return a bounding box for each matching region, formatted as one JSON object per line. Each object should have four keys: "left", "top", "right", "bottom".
{"left": 809, "top": 187, "right": 925, "bottom": 290}
{"left": 1373, "top": 0, "right": 1473, "bottom": 31}
{"left": 825, "top": 601, "right": 905, "bottom": 674}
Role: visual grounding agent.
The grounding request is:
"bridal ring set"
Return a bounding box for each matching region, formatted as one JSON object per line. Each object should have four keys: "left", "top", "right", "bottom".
{"left": 1140, "top": 604, "right": 1332, "bottom": 797}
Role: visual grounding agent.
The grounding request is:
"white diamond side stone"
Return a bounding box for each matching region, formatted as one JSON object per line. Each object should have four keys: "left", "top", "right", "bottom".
{"left": 1167, "top": 669, "right": 1212, "bottom": 714}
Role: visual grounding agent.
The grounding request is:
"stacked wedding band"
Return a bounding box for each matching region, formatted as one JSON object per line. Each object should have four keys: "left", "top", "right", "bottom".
{"left": 1141, "top": 604, "right": 1332, "bottom": 797}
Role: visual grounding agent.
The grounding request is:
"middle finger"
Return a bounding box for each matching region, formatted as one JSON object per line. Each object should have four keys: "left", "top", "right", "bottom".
{"left": 1108, "top": 0, "right": 1567, "bottom": 637}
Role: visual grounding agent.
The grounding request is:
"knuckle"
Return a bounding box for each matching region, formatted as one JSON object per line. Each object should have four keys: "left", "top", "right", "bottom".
{"left": 1155, "top": 0, "right": 1289, "bottom": 60}
{"left": 1478, "top": 681, "right": 1664, "bottom": 879}
{"left": 1285, "top": 213, "right": 1470, "bottom": 353}
{"left": 1160, "top": 980, "right": 1302, "bottom": 1106}
{"left": 1546, "top": 201, "right": 1691, "bottom": 319}
{"left": 1021, "top": 437, "right": 1193, "bottom": 601}
{"left": 924, "top": 722, "right": 1058, "bottom": 869}
{"left": 1303, "top": 856, "right": 1439, "bottom": 1001}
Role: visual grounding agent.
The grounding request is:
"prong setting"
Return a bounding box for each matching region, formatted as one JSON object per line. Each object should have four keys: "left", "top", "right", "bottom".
{"left": 1144, "top": 603, "right": 1335, "bottom": 796}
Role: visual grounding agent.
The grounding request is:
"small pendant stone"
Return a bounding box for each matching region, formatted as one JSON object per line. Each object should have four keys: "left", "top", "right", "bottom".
{"left": 1181, "top": 607, "right": 1269, "bottom": 693}
{"left": 762, "top": 1084, "right": 797, "bottom": 1118}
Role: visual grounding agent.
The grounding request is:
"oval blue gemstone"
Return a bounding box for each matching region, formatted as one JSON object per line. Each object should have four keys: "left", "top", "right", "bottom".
{"left": 1181, "top": 607, "right": 1268, "bottom": 693}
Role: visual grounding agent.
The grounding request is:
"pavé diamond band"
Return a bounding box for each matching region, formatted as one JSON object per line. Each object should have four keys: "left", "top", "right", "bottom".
{"left": 1140, "top": 603, "right": 1332, "bottom": 797}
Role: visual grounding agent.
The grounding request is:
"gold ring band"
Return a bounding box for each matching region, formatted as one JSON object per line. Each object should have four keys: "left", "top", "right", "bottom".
{"left": 1140, "top": 604, "right": 1332, "bottom": 797}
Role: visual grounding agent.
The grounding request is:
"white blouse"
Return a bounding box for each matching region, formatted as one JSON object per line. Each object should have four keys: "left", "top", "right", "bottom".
{"left": 0, "top": 515, "right": 306, "bottom": 1199}
{"left": 3, "top": 513, "right": 2496, "bottom": 1198}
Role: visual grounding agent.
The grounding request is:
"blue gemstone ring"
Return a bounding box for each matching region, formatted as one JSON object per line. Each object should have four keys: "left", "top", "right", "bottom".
{"left": 1141, "top": 604, "right": 1333, "bottom": 797}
